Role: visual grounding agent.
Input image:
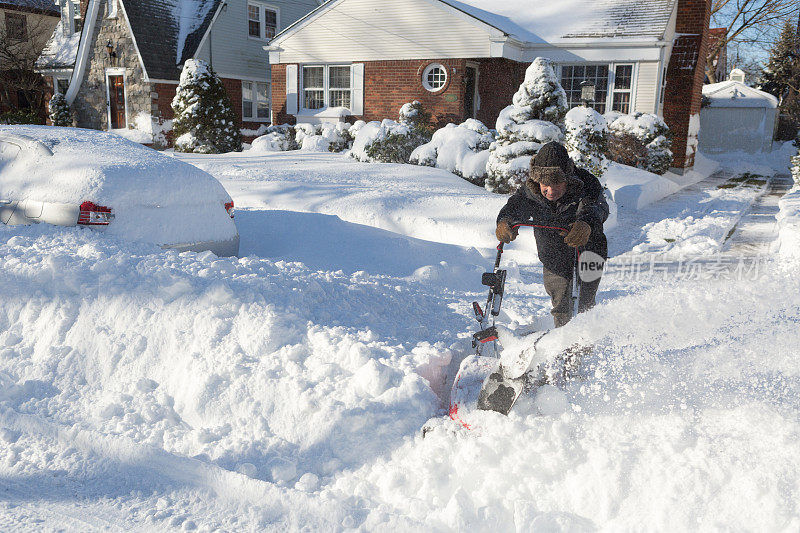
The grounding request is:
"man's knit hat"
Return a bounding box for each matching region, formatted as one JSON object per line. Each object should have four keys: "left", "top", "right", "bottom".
{"left": 529, "top": 142, "right": 576, "bottom": 186}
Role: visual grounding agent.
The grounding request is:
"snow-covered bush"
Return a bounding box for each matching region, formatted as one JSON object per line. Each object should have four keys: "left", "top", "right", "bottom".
{"left": 291, "top": 122, "right": 353, "bottom": 152}
{"left": 565, "top": 106, "right": 608, "bottom": 178}
{"left": 350, "top": 102, "right": 432, "bottom": 163}
{"left": 485, "top": 58, "right": 567, "bottom": 193}
{"left": 48, "top": 93, "right": 71, "bottom": 127}
{"left": 606, "top": 112, "right": 673, "bottom": 175}
{"left": 172, "top": 59, "right": 242, "bottom": 154}
{"left": 250, "top": 125, "right": 294, "bottom": 152}
{"left": 791, "top": 141, "right": 800, "bottom": 184}
{"left": 410, "top": 119, "right": 495, "bottom": 185}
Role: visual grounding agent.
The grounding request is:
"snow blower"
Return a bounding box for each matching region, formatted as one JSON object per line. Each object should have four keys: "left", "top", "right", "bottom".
{"left": 453, "top": 223, "right": 580, "bottom": 419}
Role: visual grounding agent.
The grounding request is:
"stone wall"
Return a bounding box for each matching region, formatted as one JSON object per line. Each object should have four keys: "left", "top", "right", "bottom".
{"left": 72, "top": 0, "right": 150, "bottom": 130}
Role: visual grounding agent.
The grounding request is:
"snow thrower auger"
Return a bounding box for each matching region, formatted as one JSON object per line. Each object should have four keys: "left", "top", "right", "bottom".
{"left": 468, "top": 223, "right": 580, "bottom": 417}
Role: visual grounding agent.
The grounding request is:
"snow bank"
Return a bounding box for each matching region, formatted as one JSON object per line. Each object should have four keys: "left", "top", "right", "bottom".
{"left": 777, "top": 183, "right": 800, "bottom": 258}
{"left": 0, "top": 126, "right": 236, "bottom": 246}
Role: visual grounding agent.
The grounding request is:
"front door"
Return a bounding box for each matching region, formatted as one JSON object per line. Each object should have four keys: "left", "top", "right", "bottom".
{"left": 464, "top": 66, "right": 477, "bottom": 119}
{"left": 108, "top": 75, "right": 126, "bottom": 129}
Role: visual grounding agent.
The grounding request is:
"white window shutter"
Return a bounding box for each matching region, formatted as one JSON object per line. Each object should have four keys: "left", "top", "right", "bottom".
{"left": 351, "top": 63, "right": 364, "bottom": 116}
{"left": 286, "top": 64, "right": 298, "bottom": 115}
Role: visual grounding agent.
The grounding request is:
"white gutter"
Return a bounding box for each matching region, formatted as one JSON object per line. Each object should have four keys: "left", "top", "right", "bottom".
{"left": 65, "top": 0, "right": 101, "bottom": 105}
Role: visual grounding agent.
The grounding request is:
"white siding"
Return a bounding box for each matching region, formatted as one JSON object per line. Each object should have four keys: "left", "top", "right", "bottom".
{"left": 274, "top": 0, "right": 495, "bottom": 64}
{"left": 634, "top": 61, "right": 660, "bottom": 114}
{"left": 195, "top": 0, "right": 318, "bottom": 81}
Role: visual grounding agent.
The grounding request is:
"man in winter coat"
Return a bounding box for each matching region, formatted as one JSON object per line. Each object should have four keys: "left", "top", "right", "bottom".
{"left": 495, "top": 141, "right": 609, "bottom": 328}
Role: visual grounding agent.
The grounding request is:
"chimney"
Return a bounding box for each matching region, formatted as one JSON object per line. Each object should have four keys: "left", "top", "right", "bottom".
{"left": 661, "top": 0, "right": 711, "bottom": 171}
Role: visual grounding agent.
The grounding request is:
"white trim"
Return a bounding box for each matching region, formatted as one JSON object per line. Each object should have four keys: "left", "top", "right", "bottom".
{"left": 147, "top": 78, "right": 179, "bottom": 85}
{"left": 247, "top": 1, "right": 280, "bottom": 42}
{"left": 104, "top": 67, "right": 128, "bottom": 129}
{"left": 210, "top": 73, "right": 270, "bottom": 83}
{"left": 116, "top": 0, "right": 149, "bottom": 82}
{"left": 422, "top": 63, "right": 447, "bottom": 92}
{"left": 65, "top": 0, "right": 101, "bottom": 105}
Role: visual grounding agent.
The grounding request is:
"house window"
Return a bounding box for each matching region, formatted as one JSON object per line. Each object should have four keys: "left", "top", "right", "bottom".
{"left": 5, "top": 13, "right": 27, "bottom": 41}
{"left": 302, "top": 66, "right": 325, "bottom": 110}
{"left": 328, "top": 66, "right": 351, "bottom": 108}
{"left": 247, "top": 2, "right": 278, "bottom": 40}
{"left": 55, "top": 77, "right": 70, "bottom": 95}
{"left": 72, "top": 0, "right": 83, "bottom": 33}
{"left": 560, "top": 64, "right": 609, "bottom": 113}
{"left": 611, "top": 64, "right": 633, "bottom": 113}
{"left": 300, "top": 65, "right": 353, "bottom": 110}
{"left": 422, "top": 63, "right": 447, "bottom": 92}
{"left": 242, "top": 80, "right": 270, "bottom": 121}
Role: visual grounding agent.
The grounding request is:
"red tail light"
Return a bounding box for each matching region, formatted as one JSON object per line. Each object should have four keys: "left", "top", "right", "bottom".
{"left": 224, "top": 201, "right": 234, "bottom": 218}
{"left": 77, "top": 201, "right": 114, "bottom": 226}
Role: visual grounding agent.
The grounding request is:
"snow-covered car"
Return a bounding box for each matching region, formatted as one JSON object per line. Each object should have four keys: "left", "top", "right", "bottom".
{"left": 0, "top": 126, "right": 239, "bottom": 256}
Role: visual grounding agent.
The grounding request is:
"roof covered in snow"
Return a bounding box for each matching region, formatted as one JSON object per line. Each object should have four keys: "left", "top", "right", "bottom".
{"left": 0, "top": 0, "right": 59, "bottom": 15}
{"left": 702, "top": 81, "right": 778, "bottom": 108}
{"left": 36, "top": 21, "right": 81, "bottom": 70}
{"left": 441, "top": 0, "right": 677, "bottom": 42}
{"left": 122, "top": 0, "right": 220, "bottom": 80}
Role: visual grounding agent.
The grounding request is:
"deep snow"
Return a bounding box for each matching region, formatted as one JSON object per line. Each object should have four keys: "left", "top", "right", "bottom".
{"left": 1, "top": 144, "right": 799, "bottom": 531}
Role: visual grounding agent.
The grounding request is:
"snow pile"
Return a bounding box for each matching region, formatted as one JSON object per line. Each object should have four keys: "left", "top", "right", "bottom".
{"left": 110, "top": 113, "right": 173, "bottom": 147}
{"left": 177, "top": 149, "right": 513, "bottom": 253}
{"left": 777, "top": 182, "right": 800, "bottom": 258}
{"left": 0, "top": 126, "right": 236, "bottom": 246}
{"left": 410, "top": 119, "right": 494, "bottom": 185}
{"left": 486, "top": 58, "right": 566, "bottom": 193}
{"left": 0, "top": 223, "right": 465, "bottom": 528}
{"left": 172, "top": 59, "right": 242, "bottom": 154}
{"left": 607, "top": 111, "right": 673, "bottom": 175}
{"left": 564, "top": 106, "right": 608, "bottom": 178}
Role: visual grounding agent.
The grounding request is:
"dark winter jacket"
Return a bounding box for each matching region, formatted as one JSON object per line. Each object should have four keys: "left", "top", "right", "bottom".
{"left": 497, "top": 168, "right": 609, "bottom": 278}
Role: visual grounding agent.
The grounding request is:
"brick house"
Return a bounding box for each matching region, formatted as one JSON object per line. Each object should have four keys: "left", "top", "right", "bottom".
{"left": 267, "top": 0, "right": 712, "bottom": 171}
{"left": 0, "top": 0, "right": 59, "bottom": 114}
{"left": 36, "top": 0, "right": 319, "bottom": 140}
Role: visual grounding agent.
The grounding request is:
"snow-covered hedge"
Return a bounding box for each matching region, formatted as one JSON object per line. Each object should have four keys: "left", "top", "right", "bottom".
{"left": 47, "top": 93, "right": 71, "bottom": 127}
{"left": 565, "top": 106, "right": 608, "bottom": 178}
{"left": 606, "top": 112, "right": 673, "bottom": 175}
{"left": 172, "top": 59, "right": 242, "bottom": 154}
{"left": 250, "top": 123, "right": 356, "bottom": 153}
{"left": 485, "top": 58, "right": 567, "bottom": 193}
{"left": 409, "top": 119, "right": 495, "bottom": 185}
{"left": 351, "top": 102, "right": 432, "bottom": 163}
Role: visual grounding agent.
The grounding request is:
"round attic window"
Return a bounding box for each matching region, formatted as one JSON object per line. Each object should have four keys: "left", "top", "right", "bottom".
{"left": 422, "top": 63, "right": 447, "bottom": 92}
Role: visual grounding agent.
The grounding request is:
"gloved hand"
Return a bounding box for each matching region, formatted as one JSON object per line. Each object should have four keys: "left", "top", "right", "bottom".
{"left": 495, "top": 220, "right": 518, "bottom": 243}
{"left": 562, "top": 220, "right": 591, "bottom": 247}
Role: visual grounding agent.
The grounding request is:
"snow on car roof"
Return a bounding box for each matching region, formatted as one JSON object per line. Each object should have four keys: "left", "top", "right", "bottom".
{"left": 0, "top": 126, "right": 230, "bottom": 207}
{"left": 440, "top": 0, "right": 677, "bottom": 42}
{"left": 0, "top": 126, "right": 236, "bottom": 246}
